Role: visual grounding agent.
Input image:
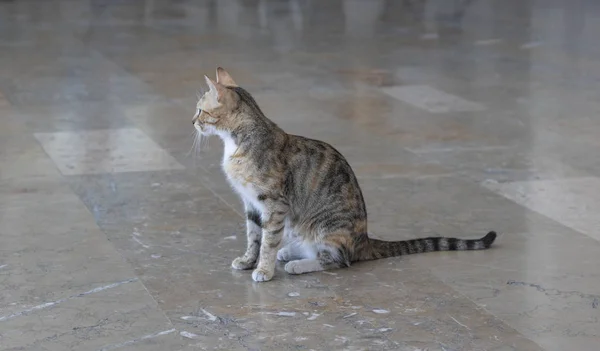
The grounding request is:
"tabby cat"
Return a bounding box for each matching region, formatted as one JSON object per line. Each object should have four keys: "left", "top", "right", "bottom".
{"left": 193, "top": 67, "right": 497, "bottom": 282}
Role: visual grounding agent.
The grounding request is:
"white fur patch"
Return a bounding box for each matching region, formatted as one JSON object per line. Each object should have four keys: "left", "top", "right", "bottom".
{"left": 279, "top": 239, "right": 318, "bottom": 261}
{"left": 252, "top": 268, "right": 273, "bottom": 282}
{"left": 228, "top": 179, "right": 263, "bottom": 214}
{"left": 220, "top": 134, "right": 265, "bottom": 213}
{"left": 284, "top": 259, "right": 323, "bottom": 274}
{"left": 220, "top": 133, "right": 238, "bottom": 164}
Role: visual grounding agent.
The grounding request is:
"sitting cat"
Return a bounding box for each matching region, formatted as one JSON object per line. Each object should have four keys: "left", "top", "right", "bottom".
{"left": 193, "top": 67, "right": 497, "bottom": 282}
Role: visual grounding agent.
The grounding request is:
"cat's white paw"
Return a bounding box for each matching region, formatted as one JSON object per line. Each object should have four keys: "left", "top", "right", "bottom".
{"left": 252, "top": 268, "right": 274, "bottom": 282}
{"left": 277, "top": 247, "right": 292, "bottom": 261}
{"left": 284, "top": 260, "right": 304, "bottom": 274}
{"left": 285, "top": 260, "right": 322, "bottom": 275}
{"left": 231, "top": 256, "right": 255, "bottom": 270}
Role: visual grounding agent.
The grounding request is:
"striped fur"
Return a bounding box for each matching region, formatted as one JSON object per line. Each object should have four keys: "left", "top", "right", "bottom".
{"left": 365, "top": 231, "right": 497, "bottom": 260}
{"left": 194, "top": 67, "right": 497, "bottom": 282}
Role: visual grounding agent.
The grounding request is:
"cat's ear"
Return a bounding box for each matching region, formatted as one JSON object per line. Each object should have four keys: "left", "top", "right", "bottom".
{"left": 204, "top": 75, "right": 217, "bottom": 94}
{"left": 216, "top": 67, "right": 238, "bottom": 87}
{"left": 204, "top": 75, "right": 224, "bottom": 101}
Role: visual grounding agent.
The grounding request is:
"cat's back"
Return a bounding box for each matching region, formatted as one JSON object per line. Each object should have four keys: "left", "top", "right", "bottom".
{"left": 282, "top": 134, "right": 367, "bottom": 234}
{"left": 285, "top": 134, "right": 352, "bottom": 171}
{"left": 284, "top": 134, "right": 364, "bottom": 206}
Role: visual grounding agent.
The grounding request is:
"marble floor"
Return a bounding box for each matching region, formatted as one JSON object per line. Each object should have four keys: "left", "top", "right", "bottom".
{"left": 1, "top": 0, "right": 600, "bottom": 350}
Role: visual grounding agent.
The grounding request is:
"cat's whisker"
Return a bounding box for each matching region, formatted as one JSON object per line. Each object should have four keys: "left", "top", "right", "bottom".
{"left": 194, "top": 132, "right": 208, "bottom": 158}
{"left": 192, "top": 133, "right": 200, "bottom": 168}
{"left": 194, "top": 133, "right": 202, "bottom": 158}
{"left": 200, "top": 132, "right": 210, "bottom": 151}
{"left": 186, "top": 131, "right": 200, "bottom": 158}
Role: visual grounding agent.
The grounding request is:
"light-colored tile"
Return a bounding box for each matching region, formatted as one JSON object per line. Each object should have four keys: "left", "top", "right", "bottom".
{"left": 484, "top": 177, "right": 600, "bottom": 242}
{"left": 0, "top": 177, "right": 188, "bottom": 350}
{"left": 9, "top": 101, "right": 133, "bottom": 132}
{"left": 34, "top": 128, "right": 184, "bottom": 175}
{"left": 0, "top": 116, "right": 60, "bottom": 181}
{"left": 3, "top": 0, "right": 600, "bottom": 349}
{"left": 122, "top": 102, "right": 191, "bottom": 139}
{"left": 0, "top": 279, "right": 183, "bottom": 351}
{"left": 0, "top": 177, "right": 133, "bottom": 316}
{"left": 426, "top": 259, "right": 600, "bottom": 351}
{"left": 359, "top": 176, "right": 600, "bottom": 351}
{"left": 64, "top": 171, "right": 544, "bottom": 351}
{"left": 422, "top": 248, "right": 600, "bottom": 351}
{"left": 381, "top": 84, "right": 486, "bottom": 113}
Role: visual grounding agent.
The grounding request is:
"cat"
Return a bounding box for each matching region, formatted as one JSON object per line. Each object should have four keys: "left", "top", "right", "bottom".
{"left": 193, "top": 67, "right": 497, "bottom": 282}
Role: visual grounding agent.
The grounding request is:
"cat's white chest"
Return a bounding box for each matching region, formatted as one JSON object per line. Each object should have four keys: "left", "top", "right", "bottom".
{"left": 226, "top": 172, "right": 261, "bottom": 209}
{"left": 221, "top": 135, "right": 238, "bottom": 162}
{"left": 220, "top": 136, "right": 264, "bottom": 211}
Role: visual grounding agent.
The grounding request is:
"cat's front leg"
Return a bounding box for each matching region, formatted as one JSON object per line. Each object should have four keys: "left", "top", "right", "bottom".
{"left": 252, "top": 198, "right": 288, "bottom": 282}
{"left": 231, "top": 204, "right": 262, "bottom": 270}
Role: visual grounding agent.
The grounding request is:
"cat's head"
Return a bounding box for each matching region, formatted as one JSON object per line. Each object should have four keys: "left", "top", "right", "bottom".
{"left": 193, "top": 67, "right": 241, "bottom": 136}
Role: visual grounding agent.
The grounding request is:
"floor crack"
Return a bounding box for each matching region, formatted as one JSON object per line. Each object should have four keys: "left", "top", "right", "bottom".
{"left": 507, "top": 280, "right": 600, "bottom": 308}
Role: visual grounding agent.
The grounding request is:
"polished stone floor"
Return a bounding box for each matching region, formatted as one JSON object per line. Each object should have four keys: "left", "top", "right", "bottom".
{"left": 1, "top": 0, "right": 600, "bottom": 350}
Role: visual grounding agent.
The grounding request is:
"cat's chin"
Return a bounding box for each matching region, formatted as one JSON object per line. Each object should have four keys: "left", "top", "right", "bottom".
{"left": 195, "top": 126, "right": 213, "bottom": 137}
{"left": 204, "top": 130, "right": 221, "bottom": 138}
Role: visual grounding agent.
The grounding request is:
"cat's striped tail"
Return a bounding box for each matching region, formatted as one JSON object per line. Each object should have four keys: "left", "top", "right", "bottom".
{"left": 363, "top": 231, "right": 497, "bottom": 260}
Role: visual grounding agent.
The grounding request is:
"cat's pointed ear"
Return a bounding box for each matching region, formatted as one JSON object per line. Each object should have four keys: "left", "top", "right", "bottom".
{"left": 216, "top": 67, "right": 238, "bottom": 87}
{"left": 204, "top": 75, "right": 217, "bottom": 94}
{"left": 204, "top": 75, "right": 221, "bottom": 100}
{"left": 204, "top": 75, "right": 227, "bottom": 102}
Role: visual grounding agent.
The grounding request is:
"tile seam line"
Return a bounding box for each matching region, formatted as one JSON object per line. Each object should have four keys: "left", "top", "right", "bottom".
{"left": 430, "top": 269, "right": 546, "bottom": 350}
{"left": 96, "top": 328, "right": 178, "bottom": 351}
{"left": 91, "top": 88, "right": 245, "bottom": 218}
{"left": 28, "top": 126, "right": 162, "bottom": 318}
{"left": 0, "top": 278, "right": 138, "bottom": 322}
{"left": 59, "top": 176, "right": 179, "bottom": 332}
{"left": 21, "top": 96, "right": 178, "bottom": 328}
{"left": 23, "top": 44, "right": 240, "bottom": 330}
{"left": 482, "top": 177, "right": 600, "bottom": 245}
{"left": 32, "top": 118, "right": 181, "bottom": 332}
{"left": 29, "top": 100, "right": 236, "bottom": 332}
{"left": 31, "top": 130, "right": 73, "bottom": 179}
